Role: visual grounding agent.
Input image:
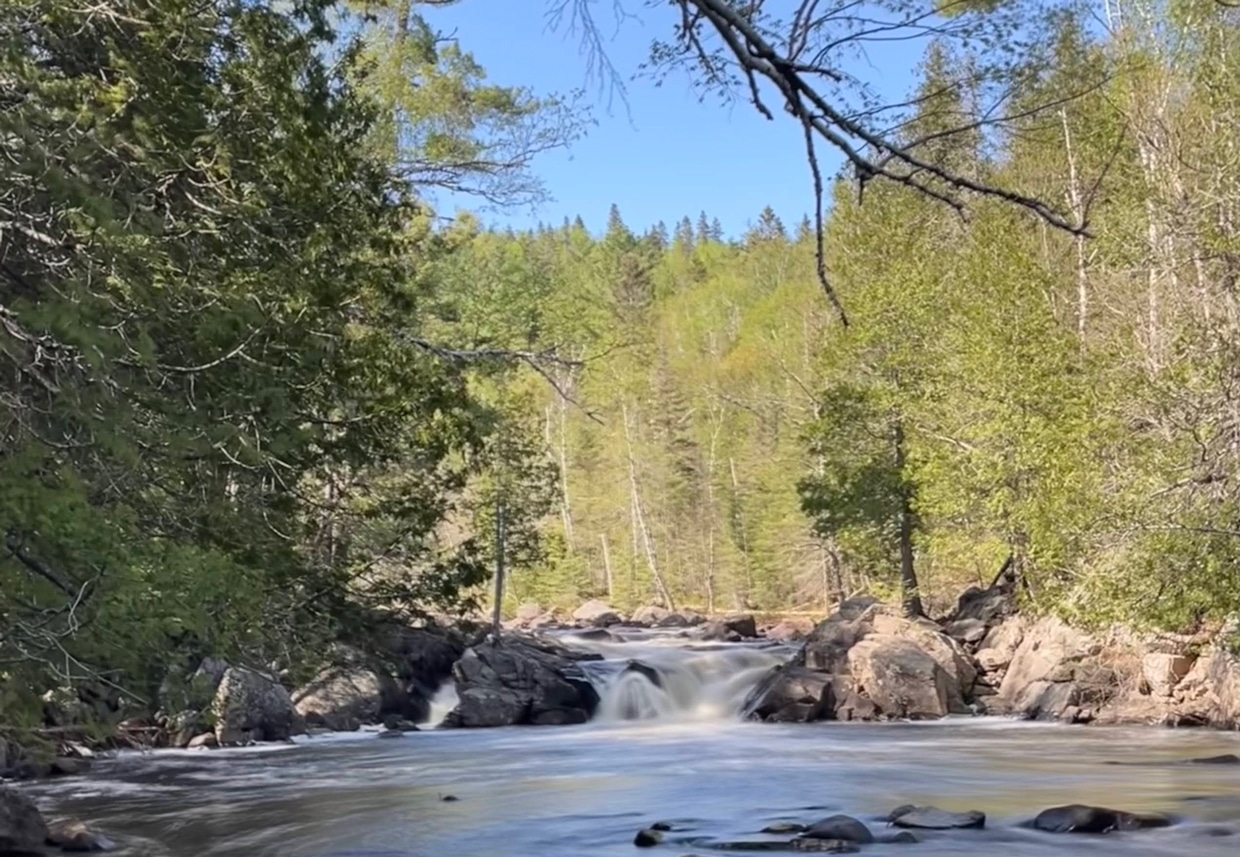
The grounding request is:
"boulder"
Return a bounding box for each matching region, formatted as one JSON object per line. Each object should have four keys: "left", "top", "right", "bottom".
{"left": 1142, "top": 652, "right": 1195, "bottom": 698}
{"left": 630, "top": 605, "right": 671, "bottom": 626}
{"left": 654, "top": 610, "right": 705, "bottom": 628}
{"left": 743, "top": 666, "right": 835, "bottom": 722}
{"left": 443, "top": 634, "right": 602, "bottom": 727}
{"left": 848, "top": 636, "right": 954, "bottom": 719}
{"left": 762, "top": 620, "right": 811, "bottom": 643}
{"left": 572, "top": 600, "right": 624, "bottom": 628}
{"left": 1029, "top": 804, "right": 1172, "bottom": 834}
{"left": 293, "top": 664, "right": 391, "bottom": 730}
{"left": 514, "top": 603, "right": 543, "bottom": 625}
{"left": 975, "top": 617, "right": 1026, "bottom": 675}
{"left": 696, "top": 621, "right": 742, "bottom": 643}
{"left": 885, "top": 805, "right": 985, "bottom": 829}
{"left": 46, "top": 819, "right": 115, "bottom": 852}
{"left": 720, "top": 613, "right": 758, "bottom": 639}
{"left": 944, "top": 618, "right": 988, "bottom": 645}
{"left": 211, "top": 667, "right": 300, "bottom": 745}
{"left": 0, "top": 784, "right": 48, "bottom": 854}
{"left": 186, "top": 732, "right": 218, "bottom": 750}
{"left": 803, "top": 815, "right": 874, "bottom": 843}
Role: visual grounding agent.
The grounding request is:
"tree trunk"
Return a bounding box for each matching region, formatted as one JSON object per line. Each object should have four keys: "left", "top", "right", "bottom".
{"left": 892, "top": 418, "right": 925, "bottom": 619}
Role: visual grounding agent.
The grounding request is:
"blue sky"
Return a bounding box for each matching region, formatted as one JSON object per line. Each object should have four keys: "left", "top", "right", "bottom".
{"left": 429, "top": 1, "right": 923, "bottom": 238}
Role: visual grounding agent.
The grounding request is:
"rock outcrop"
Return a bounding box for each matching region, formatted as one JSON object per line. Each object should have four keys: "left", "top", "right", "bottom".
{"left": 443, "top": 633, "right": 602, "bottom": 727}
{"left": 211, "top": 667, "right": 301, "bottom": 745}
{"left": 743, "top": 599, "right": 974, "bottom": 722}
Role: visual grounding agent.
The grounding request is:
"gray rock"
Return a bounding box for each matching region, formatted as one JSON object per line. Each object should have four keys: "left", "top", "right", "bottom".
{"left": 762, "top": 822, "right": 809, "bottom": 834}
{"left": 0, "top": 784, "right": 48, "bottom": 854}
{"left": 720, "top": 613, "right": 758, "bottom": 639}
{"left": 573, "top": 599, "right": 624, "bottom": 628}
{"left": 211, "top": 667, "right": 300, "bottom": 745}
{"left": 792, "top": 839, "right": 861, "bottom": 852}
{"left": 803, "top": 815, "right": 874, "bottom": 843}
{"left": 1030, "top": 804, "right": 1172, "bottom": 834}
{"left": 743, "top": 666, "right": 835, "bottom": 723}
{"left": 293, "top": 664, "right": 391, "bottom": 730}
{"left": 186, "top": 732, "right": 218, "bottom": 750}
{"left": 46, "top": 819, "right": 115, "bottom": 852}
{"left": 443, "top": 634, "right": 601, "bottom": 727}
{"left": 885, "top": 805, "right": 985, "bottom": 829}
{"left": 847, "top": 636, "right": 953, "bottom": 719}
{"left": 634, "top": 828, "right": 664, "bottom": 847}
{"left": 631, "top": 605, "right": 672, "bottom": 626}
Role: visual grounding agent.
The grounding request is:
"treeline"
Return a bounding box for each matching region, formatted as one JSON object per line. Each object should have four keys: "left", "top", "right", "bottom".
{"left": 474, "top": 0, "right": 1240, "bottom": 631}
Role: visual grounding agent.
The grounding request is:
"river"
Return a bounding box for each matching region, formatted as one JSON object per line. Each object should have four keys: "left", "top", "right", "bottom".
{"left": 22, "top": 629, "right": 1240, "bottom": 857}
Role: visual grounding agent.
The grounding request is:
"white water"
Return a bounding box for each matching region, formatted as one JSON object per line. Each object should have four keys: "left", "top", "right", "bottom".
{"left": 557, "top": 627, "right": 791, "bottom": 723}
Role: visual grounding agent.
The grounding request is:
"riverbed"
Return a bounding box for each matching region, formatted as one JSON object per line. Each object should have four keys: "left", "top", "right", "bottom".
{"left": 22, "top": 632, "right": 1240, "bottom": 857}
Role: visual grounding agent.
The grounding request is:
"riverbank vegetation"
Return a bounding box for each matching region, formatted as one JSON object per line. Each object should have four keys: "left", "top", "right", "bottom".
{"left": 3, "top": 0, "right": 1239, "bottom": 743}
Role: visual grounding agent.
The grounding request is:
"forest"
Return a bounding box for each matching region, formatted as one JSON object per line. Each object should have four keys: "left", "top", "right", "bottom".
{"left": 2, "top": 0, "right": 1239, "bottom": 734}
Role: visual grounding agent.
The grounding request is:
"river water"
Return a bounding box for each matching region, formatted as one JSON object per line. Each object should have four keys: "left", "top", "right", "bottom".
{"left": 22, "top": 629, "right": 1240, "bottom": 857}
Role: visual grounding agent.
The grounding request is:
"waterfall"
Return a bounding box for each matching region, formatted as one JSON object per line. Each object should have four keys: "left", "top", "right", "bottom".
{"left": 565, "top": 630, "right": 791, "bottom": 723}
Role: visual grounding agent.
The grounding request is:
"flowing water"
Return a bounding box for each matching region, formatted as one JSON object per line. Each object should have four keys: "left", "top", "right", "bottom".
{"left": 21, "top": 628, "right": 1240, "bottom": 857}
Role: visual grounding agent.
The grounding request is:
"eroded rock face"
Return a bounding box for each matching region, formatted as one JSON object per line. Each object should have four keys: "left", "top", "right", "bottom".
{"left": 211, "top": 667, "right": 300, "bottom": 745}
{"left": 443, "top": 634, "right": 602, "bottom": 728}
{"left": 0, "top": 783, "right": 48, "bottom": 854}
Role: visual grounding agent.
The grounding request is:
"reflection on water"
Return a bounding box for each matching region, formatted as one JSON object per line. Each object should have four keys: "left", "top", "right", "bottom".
{"left": 21, "top": 636, "right": 1240, "bottom": 857}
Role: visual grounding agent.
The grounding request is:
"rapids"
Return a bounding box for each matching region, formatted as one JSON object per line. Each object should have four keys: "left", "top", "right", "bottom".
{"left": 20, "top": 629, "right": 1240, "bottom": 857}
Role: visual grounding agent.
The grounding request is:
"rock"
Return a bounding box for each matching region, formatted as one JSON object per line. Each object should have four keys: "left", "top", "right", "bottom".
{"left": 631, "top": 605, "right": 672, "bottom": 626}
{"left": 997, "top": 617, "right": 1098, "bottom": 717}
{"left": 763, "top": 621, "right": 810, "bottom": 643}
{"left": 1030, "top": 804, "right": 1172, "bottom": 834}
{"left": 946, "top": 570, "right": 1017, "bottom": 626}
{"left": 443, "top": 634, "right": 601, "bottom": 727}
{"left": 847, "top": 636, "right": 953, "bottom": 719}
{"left": 803, "top": 815, "right": 874, "bottom": 843}
{"left": 368, "top": 620, "right": 466, "bottom": 714}
{"left": 569, "top": 627, "right": 617, "bottom": 642}
{"left": 1190, "top": 753, "right": 1240, "bottom": 764}
{"left": 293, "top": 664, "right": 391, "bottom": 730}
{"left": 622, "top": 660, "right": 663, "bottom": 688}
{"left": 743, "top": 666, "right": 835, "bottom": 722}
{"left": 0, "top": 784, "right": 48, "bottom": 854}
{"left": 211, "top": 666, "right": 300, "bottom": 745}
{"left": 696, "top": 621, "right": 742, "bottom": 643}
{"left": 881, "top": 831, "right": 919, "bottom": 843}
{"left": 655, "top": 611, "right": 705, "bottom": 628}
{"left": 720, "top": 613, "right": 758, "bottom": 639}
{"left": 762, "top": 822, "right": 808, "bottom": 834}
{"left": 573, "top": 599, "right": 624, "bottom": 628}
{"left": 46, "top": 819, "right": 115, "bottom": 852}
{"left": 634, "top": 828, "right": 664, "bottom": 847}
{"left": 50, "top": 756, "right": 91, "bottom": 776}
{"left": 514, "top": 603, "right": 543, "bottom": 625}
{"left": 945, "top": 618, "right": 988, "bottom": 645}
{"left": 186, "top": 732, "right": 218, "bottom": 750}
{"left": 975, "top": 618, "right": 1026, "bottom": 675}
{"left": 1143, "top": 653, "right": 1195, "bottom": 697}
{"left": 792, "top": 840, "right": 861, "bottom": 853}
{"left": 885, "top": 805, "right": 985, "bottom": 829}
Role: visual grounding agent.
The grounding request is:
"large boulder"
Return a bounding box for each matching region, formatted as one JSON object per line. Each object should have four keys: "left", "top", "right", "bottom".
{"left": 211, "top": 667, "right": 301, "bottom": 745}
{"left": 746, "top": 600, "right": 976, "bottom": 722}
{"left": 974, "top": 617, "right": 1027, "bottom": 676}
{"left": 0, "top": 784, "right": 48, "bottom": 854}
{"left": 293, "top": 664, "right": 391, "bottom": 731}
{"left": 630, "top": 605, "right": 671, "bottom": 627}
{"left": 573, "top": 600, "right": 625, "bottom": 628}
{"left": 848, "top": 636, "right": 954, "bottom": 719}
{"left": 743, "top": 666, "right": 836, "bottom": 722}
{"left": 443, "top": 634, "right": 602, "bottom": 727}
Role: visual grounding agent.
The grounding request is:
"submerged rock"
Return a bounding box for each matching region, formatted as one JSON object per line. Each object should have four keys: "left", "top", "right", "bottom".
{"left": 443, "top": 634, "right": 601, "bottom": 728}
{"left": 1030, "top": 804, "right": 1173, "bottom": 834}
{"left": 46, "top": 819, "right": 115, "bottom": 852}
{"left": 634, "top": 828, "right": 664, "bottom": 847}
{"left": 792, "top": 839, "right": 860, "bottom": 853}
{"left": 885, "top": 805, "right": 985, "bottom": 829}
{"left": 1, "top": 784, "right": 47, "bottom": 854}
{"left": 762, "top": 822, "right": 809, "bottom": 834}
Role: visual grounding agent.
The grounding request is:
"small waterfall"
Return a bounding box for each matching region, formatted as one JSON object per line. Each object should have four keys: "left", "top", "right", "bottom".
{"left": 420, "top": 682, "right": 459, "bottom": 728}
{"left": 569, "top": 631, "right": 790, "bottom": 723}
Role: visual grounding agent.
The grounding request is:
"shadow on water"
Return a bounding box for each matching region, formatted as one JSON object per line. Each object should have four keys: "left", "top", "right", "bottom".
{"left": 20, "top": 632, "right": 1240, "bottom": 857}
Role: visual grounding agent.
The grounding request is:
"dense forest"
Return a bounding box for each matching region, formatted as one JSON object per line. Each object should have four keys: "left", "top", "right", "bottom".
{"left": 3, "top": 0, "right": 1239, "bottom": 736}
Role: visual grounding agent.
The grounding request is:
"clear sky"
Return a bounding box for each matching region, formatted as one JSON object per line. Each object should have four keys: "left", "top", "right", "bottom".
{"left": 429, "top": 1, "right": 922, "bottom": 238}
